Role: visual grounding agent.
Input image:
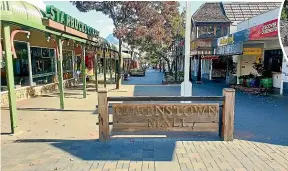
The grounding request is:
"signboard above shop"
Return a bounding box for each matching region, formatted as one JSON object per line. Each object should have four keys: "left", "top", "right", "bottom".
{"left": 45, "top": 5, "right": 99, "bottom": 38}
{"left": 249, "top": 19, "right": 278, "bottom": 40}
{"left": 217, "top": 29, "right": 249, "bottom": 47}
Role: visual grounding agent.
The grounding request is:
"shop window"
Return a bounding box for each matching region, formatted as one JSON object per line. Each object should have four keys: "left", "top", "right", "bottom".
{"left": 13, "top": 42, "right": 29, "bottom": 86}
{"left": 223, "top": 26, "right": 229, "bottom": 36}
{"left": 216, "top": 25, "right": 222, "bottom": 38}
{"left": 264, "top": 49, "right": 283, "bottom": 73}
{"left": 31, "top": 47, "right": 56, "bottom": 85}
{"left": 62, "top": 50, "right": 73, "bottom": 80}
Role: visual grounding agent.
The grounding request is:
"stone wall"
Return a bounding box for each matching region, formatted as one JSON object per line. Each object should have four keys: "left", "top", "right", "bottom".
{"left": 280, "top": 20, "right": 288, "bottom": 46}
{"left": 1, "top": 78, "right": 76, "bottom": 105}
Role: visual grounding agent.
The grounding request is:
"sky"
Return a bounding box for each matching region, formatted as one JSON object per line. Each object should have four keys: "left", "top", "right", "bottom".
{"left": 42, "top": 1, "right": 203, "bottom": 38}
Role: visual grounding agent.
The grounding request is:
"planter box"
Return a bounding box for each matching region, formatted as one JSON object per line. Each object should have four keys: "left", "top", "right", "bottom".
{"left": 260, "top": 78, "right": 273, "bottom": 89}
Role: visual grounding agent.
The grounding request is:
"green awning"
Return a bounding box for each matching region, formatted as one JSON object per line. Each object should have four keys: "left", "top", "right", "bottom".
{"left": 0, "top": 1, "right": 91, "bottom": 44}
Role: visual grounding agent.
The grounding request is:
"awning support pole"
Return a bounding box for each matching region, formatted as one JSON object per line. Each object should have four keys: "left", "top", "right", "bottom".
{"left": 3, "top": 24, "right": 18, "bottom": 133}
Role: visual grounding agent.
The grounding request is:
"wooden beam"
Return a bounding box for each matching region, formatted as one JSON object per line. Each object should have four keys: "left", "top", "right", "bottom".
{"left": 107, "top": 96, "right": 224, "bottom": 102}
{"left": 3, "top": 24, "right": 18, "bottom": 133}
{"left": 98, "top": 89, "right": 109, "bottom": 141}
{"left": 221, "top": 88, "right": 235, "bottom": 141}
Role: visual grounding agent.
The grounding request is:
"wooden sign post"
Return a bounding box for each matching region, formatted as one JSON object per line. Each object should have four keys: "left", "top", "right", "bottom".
{"left": 221, "top": 88, "right": 235, "bottom": 141}
{"left": 97, "top": 88, "right": 235, "bottom": 142}
{"left": 98, "top": 89, "right": 109, "bottom": 141}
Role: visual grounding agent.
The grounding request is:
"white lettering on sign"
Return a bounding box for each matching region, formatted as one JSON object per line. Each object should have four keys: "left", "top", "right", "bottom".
{"left": 262, "top": 21, "right": 277, "bottom": 35}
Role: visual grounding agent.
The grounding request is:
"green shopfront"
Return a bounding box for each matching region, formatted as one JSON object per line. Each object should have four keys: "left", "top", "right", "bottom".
{"left": 0, "top": 1, "right": 118, "bottom": 133}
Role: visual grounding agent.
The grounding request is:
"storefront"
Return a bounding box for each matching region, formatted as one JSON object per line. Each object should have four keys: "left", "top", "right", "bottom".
{"left": 214, "top": 29, "right": 249, "bottom": 82}
{"left": 1, "top": 1, "right": 118, "bottom": 132}
{"left": 215, "top": 16, "right": 284, "bottom": 93}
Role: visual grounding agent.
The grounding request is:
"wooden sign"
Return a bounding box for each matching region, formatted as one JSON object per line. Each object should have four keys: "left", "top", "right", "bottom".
{"left": 112, "top": 104, "right": 219, "bottom": 132}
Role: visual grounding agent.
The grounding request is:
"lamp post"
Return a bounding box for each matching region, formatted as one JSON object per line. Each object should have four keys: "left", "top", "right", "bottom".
{"left": 181, "top": 1, "right": 192, "bottom": 99}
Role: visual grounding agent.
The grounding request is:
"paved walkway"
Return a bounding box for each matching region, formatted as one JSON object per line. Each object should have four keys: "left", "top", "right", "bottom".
{"left": 1, "top": 69, "right": 288, "bottom": 171}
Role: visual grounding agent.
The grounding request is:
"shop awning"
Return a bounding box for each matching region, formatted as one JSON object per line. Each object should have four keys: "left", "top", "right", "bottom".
{"left": 0, "top": 1, "right": 98, "bottom": 44}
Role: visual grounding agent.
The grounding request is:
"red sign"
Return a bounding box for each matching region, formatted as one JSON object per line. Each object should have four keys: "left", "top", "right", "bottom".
{"left": 249, "top": 19, "right": 278, "bottom": 40}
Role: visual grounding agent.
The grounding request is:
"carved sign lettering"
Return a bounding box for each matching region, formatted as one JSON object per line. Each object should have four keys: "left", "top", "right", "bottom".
{"left": 112, "top": 104, "right": 219, "bottom": 132}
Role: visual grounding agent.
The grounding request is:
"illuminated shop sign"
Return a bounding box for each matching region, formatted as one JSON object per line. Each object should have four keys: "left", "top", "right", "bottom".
{"left": 46, "top": 5, "right": 99, "bottom": 37}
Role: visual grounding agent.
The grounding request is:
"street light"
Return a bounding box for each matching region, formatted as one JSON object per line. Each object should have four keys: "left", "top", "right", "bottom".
{"left": 181, "top": 1, "right": 192, "bottom": 99}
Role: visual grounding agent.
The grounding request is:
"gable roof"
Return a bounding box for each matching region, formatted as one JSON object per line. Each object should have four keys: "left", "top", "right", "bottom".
{"left": 223, "top": 2, "right": 281, "bottom": 22}
{"left": 192, "top": 2, "right": 231, "bottom": 23}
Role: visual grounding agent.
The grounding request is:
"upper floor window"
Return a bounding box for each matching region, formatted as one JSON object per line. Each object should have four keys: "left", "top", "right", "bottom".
{"left": 216, "top": 25, "right": 222, "bottom": 38}
{"left": 197, "top": 25, "right": 214, "bottom": 38}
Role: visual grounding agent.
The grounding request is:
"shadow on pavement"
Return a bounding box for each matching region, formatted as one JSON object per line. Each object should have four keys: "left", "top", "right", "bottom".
{"left": 15, "top": 132, "right": 220, "bottom": 161}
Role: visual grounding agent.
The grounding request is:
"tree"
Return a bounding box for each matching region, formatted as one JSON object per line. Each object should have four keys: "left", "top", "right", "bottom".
{"left": 71, "top": 1, "right": 129, "bottom": 89}
{"left": 124, "top": 2, "right": 185, "bottom": 74}
{"left": 71, "top": 1, "right": 184, "bottom": 78}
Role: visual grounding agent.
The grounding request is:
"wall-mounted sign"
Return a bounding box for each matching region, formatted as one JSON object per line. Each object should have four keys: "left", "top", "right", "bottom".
{"left": 243, "top": 48, "right": 262, "bottom": 55}
{"left": 191, "top": 40, "right": 212, "bottom": 49}
{"left": 216, "top": 29, "right": 249, "bottom": 47}
{"left": 218, "top": 35, "right": 234, "bottom": 46}
{"left": 249, "top": 19, "right": 278, "bottom": 40}
{"left": 216, "top": 42, "right": 243, "bottom": 55}
{"left": 46, "top": 5, "right": 99, "bottom": 37}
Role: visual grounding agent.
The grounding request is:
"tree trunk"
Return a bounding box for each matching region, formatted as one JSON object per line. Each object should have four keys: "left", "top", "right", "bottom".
{"left": 116, "top": 39, "right": 122, "bottom": 89}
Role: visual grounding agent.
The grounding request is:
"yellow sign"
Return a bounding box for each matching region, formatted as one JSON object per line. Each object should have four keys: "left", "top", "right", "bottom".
{"left": 219, "top": 35, "right": 234, "bottom": 46}
{"left": 243, "top": 48, "right": 262, "bottom": 55}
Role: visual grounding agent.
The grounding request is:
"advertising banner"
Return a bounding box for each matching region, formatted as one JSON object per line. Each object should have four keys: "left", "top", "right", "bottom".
{"left": 249, "top": 19, "right": 278, "bottom": 40}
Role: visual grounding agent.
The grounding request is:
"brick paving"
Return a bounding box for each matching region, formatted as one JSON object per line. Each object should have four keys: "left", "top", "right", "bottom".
{"left": 1, "top": 69, "right": 288, "bottom": 171}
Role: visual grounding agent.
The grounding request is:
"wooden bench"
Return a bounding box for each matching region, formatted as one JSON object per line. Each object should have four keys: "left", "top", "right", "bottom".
{"left": 97, "top": 88, "right": 235, "bottom": 142}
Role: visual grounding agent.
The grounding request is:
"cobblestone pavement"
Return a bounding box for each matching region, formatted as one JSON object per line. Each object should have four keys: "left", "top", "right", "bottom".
{"left": 1, "top": 69, "right": 288, "bottom": 171}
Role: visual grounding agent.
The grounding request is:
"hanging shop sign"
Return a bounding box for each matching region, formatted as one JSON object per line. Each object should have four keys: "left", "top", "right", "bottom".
{"left": 243, "top": 48, "right": 262, "bottom": 55}
{"left": 46, "top": 5, "right": 99, "bottom": 37}
{"left": 249, "top": 19, "right": 278, "bottom": 40}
